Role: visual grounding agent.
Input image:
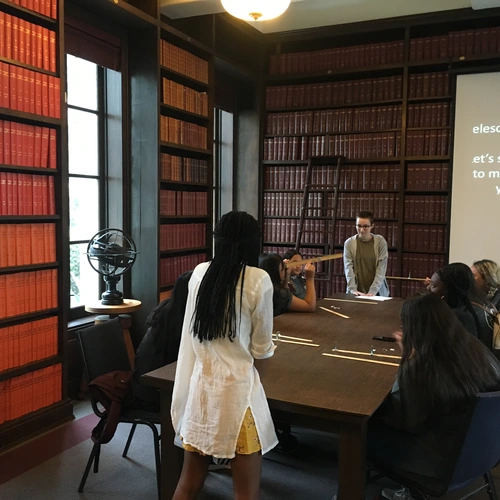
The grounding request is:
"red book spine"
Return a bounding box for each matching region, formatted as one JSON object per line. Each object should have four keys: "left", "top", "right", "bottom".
{"left": 42, "top": 28, "right": 49, "bottom": 71}
{"left": 49, "top": 129, "right": 56, "bottom": 169}
{"left": 48, "top": 176, "right": 55, "bottom": 214}
{"left": 41, "top": 74, "right": 48, "bottom": 116}
{"left": 49, "top": 30, "right": 56, "bottom": 73}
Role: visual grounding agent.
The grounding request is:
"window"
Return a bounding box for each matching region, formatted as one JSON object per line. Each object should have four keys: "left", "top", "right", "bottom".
{"left": 213, "top": 107, "right": 234, "bottom": 222}
{"left": 66, "top": 55, "right": 104, "bottom": 312}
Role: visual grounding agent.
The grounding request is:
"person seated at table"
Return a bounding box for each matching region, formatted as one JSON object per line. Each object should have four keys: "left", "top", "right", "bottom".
{"left": 471, "top": 259, "right": 500, "bottom": 310}
{"left": 427, "top": 262, "right": 495, "bottom": 351}
{"left": 171, "top": 211, "right": 278, "bottom": 500}
{"left": 282, "top": 249, "right": 307, "bottom": 299}
{"left": 368, "top": 291, "right": 500, "bottom": 500}
{"left": 130, "top": 270, "right": 192, "bottom": 413}
{"left": 258, "top": 252, "right": 316, "bottom": 316}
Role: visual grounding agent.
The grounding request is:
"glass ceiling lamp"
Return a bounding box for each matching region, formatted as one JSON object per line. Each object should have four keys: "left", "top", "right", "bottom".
{"left": 221, "top": 0, "right": 291, "bottom": 21}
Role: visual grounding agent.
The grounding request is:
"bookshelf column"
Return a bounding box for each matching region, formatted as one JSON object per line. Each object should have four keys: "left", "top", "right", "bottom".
{"left": 157, "top": 30, "right": 213, "bottom": 303}
{"left": 0, "top": 0, "right": 72, "bottom": 450}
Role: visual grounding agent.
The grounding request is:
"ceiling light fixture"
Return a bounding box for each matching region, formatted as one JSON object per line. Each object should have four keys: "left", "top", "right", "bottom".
{"left": 221, "top": 0, "right": 291, "bottom": 21}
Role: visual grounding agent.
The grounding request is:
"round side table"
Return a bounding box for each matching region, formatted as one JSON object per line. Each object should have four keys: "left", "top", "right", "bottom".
{"left": 85, "top": 299, "right": 142, "bottom": 369}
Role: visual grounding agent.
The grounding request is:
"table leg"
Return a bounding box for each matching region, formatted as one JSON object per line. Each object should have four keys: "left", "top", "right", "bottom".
{"left": 337, "top": 420, "right": 367, "bottom": 500}
{"left": 160, "top": 390, "right": 183, "bottom": 500}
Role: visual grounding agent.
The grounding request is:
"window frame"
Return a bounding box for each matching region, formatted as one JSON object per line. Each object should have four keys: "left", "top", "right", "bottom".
{"left": 66, "top": 60, "right": 107, "bottom": 320}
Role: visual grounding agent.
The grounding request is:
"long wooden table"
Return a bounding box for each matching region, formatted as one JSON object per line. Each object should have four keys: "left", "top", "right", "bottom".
{"left": 142, "top": 293, "right": 402, "bottom": 499}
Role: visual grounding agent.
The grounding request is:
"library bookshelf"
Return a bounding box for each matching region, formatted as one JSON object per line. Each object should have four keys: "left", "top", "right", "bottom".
{"left": 262, "top": 18, "right": 500, "bottom": 298}
{"left": 0, "top": 0, "right": 72, "bottom": 451}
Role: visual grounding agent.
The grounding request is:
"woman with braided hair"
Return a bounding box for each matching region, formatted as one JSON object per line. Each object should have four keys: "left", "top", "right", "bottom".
{"left": 427, "top": 262, "right": 494, "bottom": 350}
{"left": 471, "top": 259, "right": 500, "bottom": 310}
{"left": 171, "top": 211, "right": 278, "bottom": 500}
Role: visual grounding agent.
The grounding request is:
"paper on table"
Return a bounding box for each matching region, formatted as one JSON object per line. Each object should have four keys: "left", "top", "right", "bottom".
{"left": 357, "top": 295, "right": 393, "bottom": 302}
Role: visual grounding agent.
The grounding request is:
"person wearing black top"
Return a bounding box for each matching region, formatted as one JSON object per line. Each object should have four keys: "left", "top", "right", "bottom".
{"left": 471, "top": 259, "right": 500, "bottom": 310}
{"left": 130, "top": 270, "right": 192, "bottom": 412}
{"left": 282, "top": 250, "right": 307, "bottom": 300}
{"left": 368, "top": 292, "right": 500, "bottom": 500}
{"left": 258, "top": 252, "right": 316, "bottom": 316}
{"left": 427, "top": 263, "right": 495, "bottom": 351}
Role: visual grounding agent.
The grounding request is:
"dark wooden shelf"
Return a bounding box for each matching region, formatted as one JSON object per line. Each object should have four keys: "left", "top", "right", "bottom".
{"left": 0, "top": 215, "right": 60, "bottom": 222}
{"left": 160, "top": 283, "right": 175, "bottom": 290}
{"left": 160, "top": 246, "right": 209, "bottom": 257}
{"left": 0, "top": 262, "right": 58, "bottom": 276}
{"left": 0, "top": 399, "right": 73, "bottom": 452}
{"left": 408, "top": 53, "right": 500, "bottom": 69}
{"left": 265, "top": 63, "right": 405, "bottom": 84}
{"left": 263, "top": 241, "right": 327, "bottom": 248}
{"left": 0, "top": 55, "right": 58, "bottom": 77}
{"left": 0, "top": 355, "right": 63, "bottom": 383}
{"left": 0, "top": 165, "right": 58, "bottom": 175}
{"left": 403, "top": 220, "right": 448, "bottom": 225}
{"left": 408, "top": 95, "right": 452, "bottom": 103}
{"left": 69, "top": 0, "right": 157, "bottom": 28}
{"left": 408, "top": 58, "right": 451, "bottom": 69}
{"left": 266, "top": 99, "right": 403, "bottom": 113}
{"left": 160, "top": 215, "right": 209, "bottom": 221}
{"left": 160, "top": 65, "right": 209, "bottom": 92}
{"left": 160, "top": 179, "right": 210, "bottom": 188}
{"left": 160, "top": 103, "right": 209, "bottom": 125}
{"left": 263, "top": 189, "right": 399, "bottom": 193}
{"left": 404, "top": 189, "right": 449, "bottom": 194}
{"left": 0, "top": 0, "right": 57, "bottom": 27}
{"left": 0, "top": 107, "right": 61, "bottom": 127}
{"left": 160, "top": 141, "right": 212, "bottom": 157}
{"left": 0, "top": 308, "right": 59, "bottom": 328}
{"left": 403, "top": 249, "right": 447, "bottom": 255}
{"left": 406, "top": 126, "right": 451, "bottom": 131}
{"left": 405, "top": 156, "right": 450, "bottom": 162}
{"left": 264, "top": 128, "right": 401, "bottom": 138}
{"left": 263, "top": 157, "right": 402, "bottom": 165}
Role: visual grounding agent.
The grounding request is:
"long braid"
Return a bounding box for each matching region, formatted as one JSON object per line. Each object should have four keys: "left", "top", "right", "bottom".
{"left": 192, "top": 211, "right": 260, "bottom": 342}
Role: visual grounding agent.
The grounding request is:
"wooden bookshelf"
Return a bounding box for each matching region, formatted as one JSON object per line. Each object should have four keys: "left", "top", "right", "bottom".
{"left": 0, "top": 0, "right": 72, "bottom": 451}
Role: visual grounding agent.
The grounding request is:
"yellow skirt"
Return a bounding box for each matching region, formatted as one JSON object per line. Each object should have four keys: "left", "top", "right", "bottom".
{"left": 182, "top": 407, "right": 261, "bottom": 456}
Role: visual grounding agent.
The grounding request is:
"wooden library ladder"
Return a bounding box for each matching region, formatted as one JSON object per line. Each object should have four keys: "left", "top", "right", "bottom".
{"left": 295, "top": 155, "right": 345, "bottom": 292}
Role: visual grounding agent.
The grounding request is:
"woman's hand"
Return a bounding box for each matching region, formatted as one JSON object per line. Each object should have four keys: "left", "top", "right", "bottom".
{"left": 304, "top": 263, "right": 315, "bottom": 279}
{"left": 392, "top": 331, "right": 403, "bottom": 352}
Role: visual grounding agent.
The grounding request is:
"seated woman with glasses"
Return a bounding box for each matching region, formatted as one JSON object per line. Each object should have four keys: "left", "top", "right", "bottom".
{"left": 258, "top": 252, "right": 316, "bottom": 317}
{"left": 368, "top": 291, "right": 500, "bottom": 500}
{"left": 427, "top": 262, "right": 496, "bottom": 351}
{"left": 343, "top": 210, "right": 390, "bottom": 297}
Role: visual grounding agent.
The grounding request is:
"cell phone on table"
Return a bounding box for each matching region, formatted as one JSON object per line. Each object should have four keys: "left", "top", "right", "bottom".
{"left": 372, "top": 335, "right": 396, "bottom": 342}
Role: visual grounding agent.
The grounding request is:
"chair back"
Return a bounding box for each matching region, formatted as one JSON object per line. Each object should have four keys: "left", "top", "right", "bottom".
{"left": 451, "top": 390, "right": 500, "bottom": 484}
{"left": 77, "top": 318, "right": 131, "bottom": 418}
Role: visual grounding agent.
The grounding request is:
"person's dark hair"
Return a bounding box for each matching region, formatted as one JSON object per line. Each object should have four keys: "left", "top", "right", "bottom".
{"left": 436, "top": 262, "right": 485, "bottom": 336}
{"left": 283, "top": 249, "right": 303, "bottom": 261}
{"left": 356, "top": 210, "right": 374, "bottom": 225}
{"left": 192, "top": 211, "right": 261, "bottom": 343}
{"left": 258, "top": 253, "right": 284, "bottom": 288}
{"left": 148, "top": 270, "right": 192, "bottom": 359}
{"left": 399, "top": 292, "right": 500, "bottom": 413}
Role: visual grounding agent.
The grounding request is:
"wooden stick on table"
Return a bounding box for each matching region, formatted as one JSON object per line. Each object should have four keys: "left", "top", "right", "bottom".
{"left": 322, "top": 353, "right": 399, "bottom": 367}
{"left": 274, "top": 333, "right": 313, "bottom": 342}
{"left": 324, "top": 298, "right": 378, "bottom": 305}
{"left": 274, "top": 339, "right": 320, "bottom": 347}
{"left": 333, "top": 348, "right": 401, "bottom": 360}
{"left": 386, "top": 276, "right": 427, "bottom": 282}
{"left": 319, "top": 306, "right": 350, "bottom": 319}
{"left": 285, "top": 253, "right": 343, "bottom": 268}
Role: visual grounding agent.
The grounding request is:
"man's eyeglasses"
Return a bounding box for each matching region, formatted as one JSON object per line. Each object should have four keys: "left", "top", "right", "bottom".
{"left": 356, "top": 224, "right": 372, "bottom": 229}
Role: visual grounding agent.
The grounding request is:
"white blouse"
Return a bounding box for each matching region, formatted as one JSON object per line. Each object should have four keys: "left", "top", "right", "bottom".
{"left": 171, "top": 262, "right": 278, "bottom": 458}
